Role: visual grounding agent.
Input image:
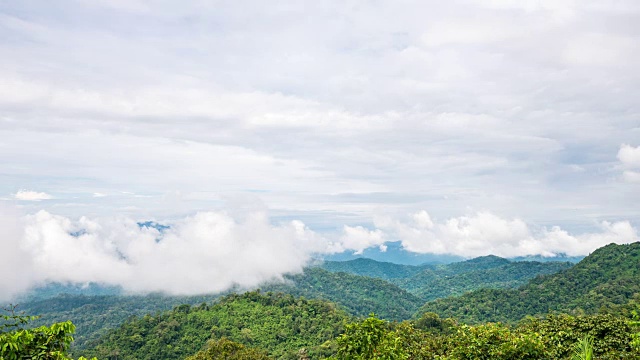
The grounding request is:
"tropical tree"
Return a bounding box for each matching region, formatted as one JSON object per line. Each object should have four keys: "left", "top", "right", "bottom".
{"left": 331, "top": 314, "right": 407, "bottom": 360}
{"left": 0, "top": 305, "right": 95, "bottom": 360}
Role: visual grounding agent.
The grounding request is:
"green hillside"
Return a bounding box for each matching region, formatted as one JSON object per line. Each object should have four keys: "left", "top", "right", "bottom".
{"left": 77, "top": 291, "right": 350, "bottom": 360}
{"left": 418, "top": 242, "right": 640, "bottom": 324}
{"left": 320, "top": 258, "right": 428, "bottom": 280}
{"left": 399, "top": 260, "right": 572, "bottom": 301}
{"left": 264, "top": 267, "right": 424, "bottom": 320}
{"left": 15, "top": 293, "right": 219, "bottom": 349}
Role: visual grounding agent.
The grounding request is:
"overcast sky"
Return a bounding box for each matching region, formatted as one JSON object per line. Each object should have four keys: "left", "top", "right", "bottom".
{"left": 1, "top": 1, "right": 640, "bottom": 296}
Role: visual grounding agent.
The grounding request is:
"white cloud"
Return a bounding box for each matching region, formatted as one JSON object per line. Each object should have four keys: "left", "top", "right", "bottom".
{"left": 14, "top": 190, "right": 52, "bottom": 201}
{"left": 0, "top": 206, "right": 35, "bottom": 298}
{"left": 563, "top": 33, "right": 637, "bottom": 67}
{"left": 1, "top": 208, "right": 343, "bottom": 300}
{"left": 412, "top": 210, "right": 434, "bottom": 229}
{"left": 617, "top": 145, "right": 640, "bottom": 183}
{"left": 339, "top": 225, "right": 386, "bottom": 255}
{"left": 374, "top": 210, "right": 639, "bottom": 258}
{"left": 618, "top": 144, "right": 640, "bottom": 168}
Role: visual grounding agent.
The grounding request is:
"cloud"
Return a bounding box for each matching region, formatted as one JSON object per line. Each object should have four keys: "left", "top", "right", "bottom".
{"left": 14, "top": 190, "right": 52, "bottom": 201}
{"left": 338, "top": 225, "right": 386, "bottom": 255}
{"left": 617, "top": 144, "right": 640, "bottom": 183}
{"left": 374, "top": 210, "right": 639, "bottom": 258}
{"left": 1, "top": 209, "right": 341, "bottom": 300}
{"left": 618, "top": 144, "right": 640, "bottom": 168}
{"left": 0, "top": 206, "right": 35, "bottom": 298}
{"left": 0, "top": 1, "right": 639, "bottom": 248}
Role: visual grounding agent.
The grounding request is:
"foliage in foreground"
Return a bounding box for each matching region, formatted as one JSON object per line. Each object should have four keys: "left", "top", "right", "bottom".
{"left": 0, "top": 305, "right": 95, "bottom": 360}
{"left": 328, "top": 311, "right": 640, "bottom": 360}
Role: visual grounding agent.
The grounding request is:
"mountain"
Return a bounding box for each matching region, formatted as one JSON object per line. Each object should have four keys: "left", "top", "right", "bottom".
{"left": 418, "top": 242, "right": 640, "bottom": 324}
{"left": 443, "top": 255, "right": 511, "bottom": 273}
{"left": 16, "top": 282, "right": 123, "bottom": 302}
{"left": 77, "top": 291, "right": 350, "bottom": 360}
{"left": 321, "top": 241, "right": 465, "bottom": 265}
{"left": 397, "top": 260, "right": 573, "bottom": 301}
{"left": 509, "top": 254, "right": 584, "bottom": 263}
{"left": 320, "top": 258, "right": 428, "bottom": 280}
{"left": 263, "top": 267, "right": 424, "bottom": 320}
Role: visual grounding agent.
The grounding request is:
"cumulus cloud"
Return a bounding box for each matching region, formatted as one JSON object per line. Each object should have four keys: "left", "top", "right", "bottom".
{"left": 338, "top": 225, "right": 386, "bottom": 255}
{"left": 618, "top": 144, "right": 640, "bottom": 183}
{"left": 618, "top": 144, "right": 640, "bottom": 168}
{"left": 374, "top": 210, "right": 639, "bottom": 258}
{"left": 1, "top": 209, "right": 340, "bottom": 301}
{"left": 14, "top": 190, "right": 52, "bottom": 201}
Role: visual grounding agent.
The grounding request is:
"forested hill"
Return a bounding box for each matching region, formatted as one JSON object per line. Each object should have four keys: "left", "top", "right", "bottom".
{"left": 320, "top": 258, "right": 428, "bottom": 280}
{"left": 419, "top": 241, "right": 640, "bottom": 324}
{"left": 77, "top": 291, "right": 350, "bottom": 360}
{"left": 263, "top": 267, "right": 423, "bottom": 320}
{"left": 321, "top": 255, "right": 573, "bottom": 302}
{"left": 397, "top": 260, "right": 572, "bottom": 301}
{"left": 15, "top": 293, "right": 220, "bottom": 349}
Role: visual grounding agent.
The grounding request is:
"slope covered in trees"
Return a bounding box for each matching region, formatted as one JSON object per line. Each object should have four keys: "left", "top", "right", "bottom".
{"left": 418, "top": 242, "right": 640, "bottom": 324}
{"left": 14, "top": 293, "right": 218, "bottom": 349}
{"left": 320, "top": 258, "right": 428, "bottom": 280}
{"left": 264, "top": 267, "right": 424, "bottom": 320}
{"left": 71, "top": 298, "right": 640, "bottom": 359}
{"left": 398, "top": 260, "right": 572, "bottom": 301}
{"left": 77, "top": 291, "right": 350, "bottom": 360}
{"left": 321, "top": 255, "right": 573, "bottom": 302}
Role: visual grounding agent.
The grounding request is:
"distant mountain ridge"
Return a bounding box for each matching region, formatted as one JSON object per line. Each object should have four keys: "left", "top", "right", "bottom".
{"left": 320, "top": 254, "right": 573, "bottom": 302}
{"left": 320, "top": 257, "right": 429, "bottom": 280}
{"left": 320, "top": 242, "right": 465, "bottom": 265}
{"left": 509, "top": 254, "right": 584, "bottom": 263}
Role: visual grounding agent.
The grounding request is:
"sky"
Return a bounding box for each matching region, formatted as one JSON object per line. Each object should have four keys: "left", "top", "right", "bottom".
{"left": 1, "top": 0, "right": 640, "bottom": 298}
